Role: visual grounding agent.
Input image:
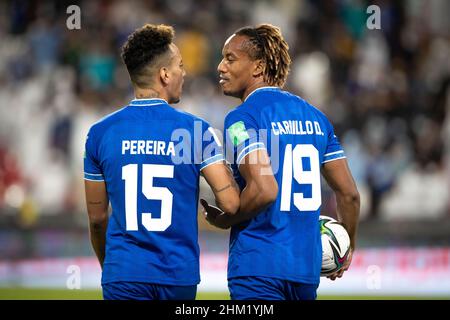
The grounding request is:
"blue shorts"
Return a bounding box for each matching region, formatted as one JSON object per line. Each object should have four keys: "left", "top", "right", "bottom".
{"left": 102, "top": 281, "right": 197, "bottom": 300}
{"left": 228, "top": 276, "right": 318, "bottom": 300}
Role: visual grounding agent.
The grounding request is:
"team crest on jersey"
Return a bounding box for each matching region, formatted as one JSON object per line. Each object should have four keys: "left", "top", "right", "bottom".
{"left": 228, "top": 121, "right": 250, "bottom": 146}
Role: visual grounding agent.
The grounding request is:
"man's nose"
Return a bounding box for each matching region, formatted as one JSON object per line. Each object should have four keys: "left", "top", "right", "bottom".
{"left": 217, "top": 59, "right": 226, "bottom": 74}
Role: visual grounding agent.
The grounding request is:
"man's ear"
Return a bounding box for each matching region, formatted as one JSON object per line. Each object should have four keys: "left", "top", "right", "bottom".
{"left": 159, "top": 67, "right": 169, "bottom": 86}
{"left": 253, "top": 59, "right": 265, "bottom": 78}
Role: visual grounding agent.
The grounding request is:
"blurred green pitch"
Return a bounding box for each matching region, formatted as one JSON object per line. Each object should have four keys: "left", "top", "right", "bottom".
{"left": 0, "top": 288, "right": 448, "bottom": 300}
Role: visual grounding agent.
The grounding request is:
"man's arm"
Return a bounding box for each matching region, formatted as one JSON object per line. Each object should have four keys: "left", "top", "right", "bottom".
{"left": 202, "top": 149, "right": 278, "bottom": 228}
{"left": 321, "top": 158, "right": 360, "bottom": 280}
{"left": 237, "top": 149, "right": 278, "bottom": 216}
{"left": 84, "top": 180, "right": 109, "bottom": 268}
{"left": 201, "top": 161, "right": 240, "bottom": 215}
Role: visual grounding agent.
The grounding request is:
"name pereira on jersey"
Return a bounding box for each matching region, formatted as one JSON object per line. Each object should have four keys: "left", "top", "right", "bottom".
{"left": 122, "top": 140, "right": 176, "bottom": 156}
{"left": 271, "top": 120, "right": 324, "bottom": 136}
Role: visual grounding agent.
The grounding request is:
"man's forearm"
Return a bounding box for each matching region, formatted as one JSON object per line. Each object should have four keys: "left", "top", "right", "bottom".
{"left": 238, "top": 183, "right": 271, "bottom": 217}
{"left": 89, "top": 219, "right": 108, "bottom": 268}
{"left": 336, "top": 193, "right": 360, "bottom": 249}
{"left": 214, "top": 183, "right": 275, "bottom": 228}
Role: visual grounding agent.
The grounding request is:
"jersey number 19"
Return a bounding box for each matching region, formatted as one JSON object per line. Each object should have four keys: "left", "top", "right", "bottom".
{"left": 280, "top": 144, "right": 321, "bottom": 212}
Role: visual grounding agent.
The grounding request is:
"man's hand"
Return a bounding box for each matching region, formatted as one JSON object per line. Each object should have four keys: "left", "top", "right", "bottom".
{"left": 327, "top": 247, "right": 353, "bottom": 281}
{"left": 200, "top": 199, "right": 232, "bottom": 229}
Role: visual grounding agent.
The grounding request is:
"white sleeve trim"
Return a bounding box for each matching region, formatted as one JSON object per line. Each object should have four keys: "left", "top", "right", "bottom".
{"left": 322, "top": 156, "right": 347, "bottom": 164}
{"left": 84, "top": 177, "right": 105, "bottom": 182}
{"left": 237, "top": 147, "right": 267, "bottom": 166}
{"left": 199, "top": 157, "right": 225, "bottom": 171}
{"left": 236, "top": 142, "right": 266, "bottom": 164}
{"left": 324, "top": 150, "right": 344, "bottom": 157}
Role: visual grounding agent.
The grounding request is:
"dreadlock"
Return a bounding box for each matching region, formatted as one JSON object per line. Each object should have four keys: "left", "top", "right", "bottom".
{"left": 235, "top": 23, "right": 291, "bottom": 88}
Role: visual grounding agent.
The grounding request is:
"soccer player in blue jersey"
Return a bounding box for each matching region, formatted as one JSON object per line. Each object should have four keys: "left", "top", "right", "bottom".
{"left": 83, "top": 24, "right": 240, "bottom": 300}
{"left": 202, "top": 24, "right": 360, "bottom": 300}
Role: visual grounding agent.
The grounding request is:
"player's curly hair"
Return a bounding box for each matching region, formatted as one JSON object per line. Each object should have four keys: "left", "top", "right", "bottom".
{"left": 235, "top": 24, "right": 291, "bottom": 88}
{"left": 121, "top": 24, "right": 175, "bottom": 87}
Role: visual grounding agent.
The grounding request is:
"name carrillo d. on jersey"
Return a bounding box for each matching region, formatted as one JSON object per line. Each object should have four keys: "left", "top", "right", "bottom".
{"left": 271, "top": 120, "right": 324, "bottom": 136}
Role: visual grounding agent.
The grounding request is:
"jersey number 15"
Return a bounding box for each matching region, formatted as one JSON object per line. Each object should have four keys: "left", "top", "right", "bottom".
{"left": 122, "top": 164, "right": 173, "bottom": 231}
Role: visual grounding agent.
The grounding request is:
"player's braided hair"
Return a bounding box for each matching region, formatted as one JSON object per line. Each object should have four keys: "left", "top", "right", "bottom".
{"left": 121, "top": 24, "right": 174, "bottom": 87}
{"left": 235, "top": 24, "right": 291, "bottom": 88}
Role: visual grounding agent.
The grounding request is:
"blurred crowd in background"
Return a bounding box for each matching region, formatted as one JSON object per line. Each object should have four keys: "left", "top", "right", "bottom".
{"left": 0, "top": 0, "right": 448, "bottom": 232}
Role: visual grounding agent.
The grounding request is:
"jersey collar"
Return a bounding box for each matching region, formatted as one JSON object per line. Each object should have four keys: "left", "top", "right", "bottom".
{"left": 130, "top": 98, "right": 168, "bottom": 107}
{"left": 244, "top": 86, "right": 280, "bottom": 102}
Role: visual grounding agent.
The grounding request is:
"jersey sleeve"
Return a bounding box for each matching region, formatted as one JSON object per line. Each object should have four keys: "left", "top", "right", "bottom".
{"left": 224, "top": 110, "right": 267, "bottom": 166}
{"left": 196, "top": 119, "right": 225, "bottom": 171}
{"left": 83, "top": 128, "right": 104, "bottom": 181}
{"left": 322, "top": 118, "right": 346, "bottom": 164}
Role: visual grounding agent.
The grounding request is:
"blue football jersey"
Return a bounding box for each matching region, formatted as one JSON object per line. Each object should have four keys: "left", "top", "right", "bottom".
{"left": 224, "top": 87, "right": 346, "bottom": 285}
{"left": 84, "top": 98, "right": 223, "bottom": 286}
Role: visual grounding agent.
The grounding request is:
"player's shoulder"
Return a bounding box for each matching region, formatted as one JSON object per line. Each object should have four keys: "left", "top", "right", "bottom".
{"left": 224, "top": 105, "right": 242, "bottom": 120}
{"left": 88, "top": 105, "right": 129, "bottom": 136}
{"left": 238, "top": 87, "right": 294, "bottom": 118}
{"left": 293, "top": 93, "right": 333, "bottom": 124}
{"left": 244, "top": 86, "right": 291, "bottom": 107}
{"left": 224, "top": 104, "right": 250, "bottom": 128}
{"left": 171, "top": 107, "right": 206, "bottom": 122}
{"left": 170, "top": 107, "right": 211, "bottom": 128}
{"left": 224, "top": 95, "right": 258, "bottom": 121}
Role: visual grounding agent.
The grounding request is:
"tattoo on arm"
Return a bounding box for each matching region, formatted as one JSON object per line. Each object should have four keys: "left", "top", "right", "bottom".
{"left": 210, "top": 163, "right": 240, "bottom": 194}
{"left": 214, "top": 184, "right": 231, "bottom": 193}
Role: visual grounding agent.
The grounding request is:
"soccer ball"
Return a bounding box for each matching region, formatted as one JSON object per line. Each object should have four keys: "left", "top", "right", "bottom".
{"left": 319, "top": 215, "right": 351, "bottom": 276}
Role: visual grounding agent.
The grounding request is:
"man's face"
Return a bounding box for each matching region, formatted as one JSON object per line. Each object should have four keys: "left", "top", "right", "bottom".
{"left": 217, "top": 35, "right": 258, "bottom": 99}
{"left": 166, "top": 43, "right": 185, "bottom": 104}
